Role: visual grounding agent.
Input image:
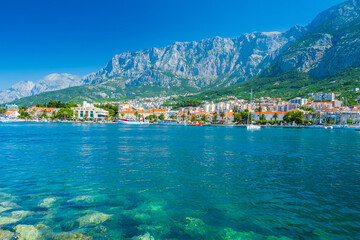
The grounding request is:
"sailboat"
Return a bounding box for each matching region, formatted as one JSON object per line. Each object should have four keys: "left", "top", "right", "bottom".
{"left": 247, "top": 89, "right": 261, "bottom": 130}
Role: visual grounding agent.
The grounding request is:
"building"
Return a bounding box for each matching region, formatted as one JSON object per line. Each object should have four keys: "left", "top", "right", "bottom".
{"left": 72, "top": 102, "right": 109, "bottom": 120}
{"left": 254, "top": 112, "right": 287, "bottom": 121}
{"left": 5, "top": 104, "right": 19, "bottom": 110}
{"left": 313, "top": 93, "right": 335, "bottom": 102}
{"left": 289, "top": 97, "right": 308, "bottom": 105}
{"left": 4, "top": 109, "right": 19, "bottom": 118}
{"left": 27, "top": 107, "right": 57, "bottom": 118}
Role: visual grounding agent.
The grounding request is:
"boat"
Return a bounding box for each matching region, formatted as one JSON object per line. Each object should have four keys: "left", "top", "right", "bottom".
{"left": 0, "top": 117, "right": 9, "bottom": 123}
{"left": 209, "top": 123, "right": 234, "bottom": 127}
{"left": 158, "top": 120, "right": 186, "bottom": 126}
{"left": 188, "top": 122, "right": 203, "bottom": 126}
{"left": 117, "top": 117, "right": 149, "bottom": 125}
{"left": 246, "top": 89, "right": 261, "bottom": 131}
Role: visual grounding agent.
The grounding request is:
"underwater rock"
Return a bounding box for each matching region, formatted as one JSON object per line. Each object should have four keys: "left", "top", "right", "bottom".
{"left": 1, "top": 201, "right": 19, "bottom": 208}
{"left": 52, "top": 232, "right": 93, "bottom": 240}
{"left": 0, "top": 230, "right": 14, "bottom": 240}
{"left": 68, "top": 195, "right": 107, "bottom": 204}
{"left": 39, "top": 197, "right": 60, "bottom": 208}
{"left": 182, "top": 217, "right": 208, "bottom": 237}
{"left": 13, "top": 224, "right": 41, "bottom": 240}
{"left": 126, "top": 201, "right": 167, "bottom": 223}
{"left": 0, "top": 192, "right": 12, "bottom": 199}
{"left": 0, "top": 206, "right": 12, "bottom": 213}
{"left": 35, "top": 223, "right": 51, "bottom": 230}
{"left": 76, "top": 211, "right": 112, "bottom": 227}
{"left": 0, "top": 210, "right": 33, "bottom": 226}
{"left": 132, "top": 232, "right": 155, "bottom": 240}
{"left": 219, "top": 228, "right": 292, "bottom": 240}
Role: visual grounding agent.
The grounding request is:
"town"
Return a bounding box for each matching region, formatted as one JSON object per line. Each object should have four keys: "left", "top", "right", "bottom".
{"left": 1, "top": 92, "right": 360, "bottom": 128}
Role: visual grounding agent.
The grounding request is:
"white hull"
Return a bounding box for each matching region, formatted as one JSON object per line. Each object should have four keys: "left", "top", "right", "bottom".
{"left": 118, "top": 119, "right": 150, "bottom": 125}
{"left": 158, "top": 121, "right": 186, "bottom": 126}
{"left": 247, "top": 124, "right": 261, "bottom": 130}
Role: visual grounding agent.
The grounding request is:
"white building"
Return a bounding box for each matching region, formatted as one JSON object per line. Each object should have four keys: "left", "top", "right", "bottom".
{"left": 289, "top": 97, "right": 308, "bottom": 105}
{"left": 72, "top": 102, "right": 109, "bottom": 120}
{"left": 314, "top": 93, "right": 335, "bottom": 102}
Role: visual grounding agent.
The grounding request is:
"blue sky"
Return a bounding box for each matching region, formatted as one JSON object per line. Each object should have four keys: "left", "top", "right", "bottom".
{"left": 0, "top": 0, "right": 344, "bottom": 90}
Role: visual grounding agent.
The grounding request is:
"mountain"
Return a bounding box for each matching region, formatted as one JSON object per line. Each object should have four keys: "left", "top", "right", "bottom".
{"left": 0, "top": 73, "right": 82, "bottom": 104}
{"left": 271, "top": 0, "right": 360, "bottom": 78}
{"left": 4, "top": 0, "right": 360, "bottom": 105}
{"left": 82, "top": 29, "right": 305, "bottom": 89}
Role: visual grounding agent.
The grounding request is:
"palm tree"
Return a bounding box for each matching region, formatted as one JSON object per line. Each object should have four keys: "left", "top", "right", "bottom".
{"left": 213, "top": 113, "right": 218, "bottom": 122}
{"left": 182, "top": 114, "right": 186, "bottom": 121}
{"left": 273, "top": 112, "right": 278, "bottom": 121}
{"left": 220, "top": 112, "right": 225, "bottom": 120}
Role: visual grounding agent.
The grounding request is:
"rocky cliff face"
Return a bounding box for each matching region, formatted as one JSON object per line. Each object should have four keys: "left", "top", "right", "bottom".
{"left": 1, "top": 0, "right": 360, "bottom": 104}
{"left": 272, "top": 0, "right": 360, "bottom": 78}
{"left": 83, "top": 29, "right": 305, "bottom": 89}
{"left": 0, "top": 73, "right": 82, "bottom": 104}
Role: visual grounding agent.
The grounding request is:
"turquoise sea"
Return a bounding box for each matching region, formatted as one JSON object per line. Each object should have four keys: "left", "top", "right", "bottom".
{"left": 0, "top": 123, "right": 359, "bottom": 239}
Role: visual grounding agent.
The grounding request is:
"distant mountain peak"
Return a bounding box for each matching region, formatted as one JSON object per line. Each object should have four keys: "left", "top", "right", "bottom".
{"left": 0, "top": 73, "right": 82, "bottom": 104}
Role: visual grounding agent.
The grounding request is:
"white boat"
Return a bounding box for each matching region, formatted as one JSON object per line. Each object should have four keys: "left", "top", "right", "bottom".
{"left": 246, "top": 89, "right": 261, "bottom": 131}
{"left": 247, "top": 124, "right": 261, "bottom": 130}
{"left": 209, "top": 124, "right": 234, "bottom": 127}
{"left": 0, "top": 117, "right": 9, "bottom": 123}
{"left": 118, "top": 118, "right": 150, "bottom": 125}
{"left": 158, "top": 120, "right": 186, "bottom": 126}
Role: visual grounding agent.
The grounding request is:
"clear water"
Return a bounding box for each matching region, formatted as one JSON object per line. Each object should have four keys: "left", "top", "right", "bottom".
{"left": 0, "top": 123, "right": 359, "bottom": 239}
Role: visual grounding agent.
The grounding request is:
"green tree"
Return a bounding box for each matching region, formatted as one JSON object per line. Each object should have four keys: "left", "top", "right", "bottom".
{"left": 283, "top": 110, "right": 304, "bottom": 124}
{"left": 36, "top": 103, "right": 45, "bottom": 107}
{"left": 19, "top": 109, "right": 31, "bottom": 119}
{"left": 0, "top": 107, "right": 5, "bottom": 115}
{"left": 190, "top": 115, "right": 197, "bottom": 122}
{"left": 56, "top": 108, "right": 74, "bottom": 119}
{"left": 201, "top": 115, "right": 209, "bottom": 122}
{"left": 40, "top": 109, "right": 48, "bottom": 119}
{"left": 220, "top": 112, "right": 225, "bottom": 120}
{"left": 273, "top": 112, "right": 278, "bottom": 121}
{"left": 159, "top": 113, "right": 165, "bottom": 121}
{"left": 170, "top": 115, "right": 176, "bottom": 121}
{"left": 213, "top": 113, "right": 218, "bottom": 122}
{"left": 260, "top": 114, "right": 266, "bottom": 121}
{"left": 152, "top": 114, "right": 158, "bottom": 122}
{"left": 181, "top": 114, "right": 186, "bottom": 121}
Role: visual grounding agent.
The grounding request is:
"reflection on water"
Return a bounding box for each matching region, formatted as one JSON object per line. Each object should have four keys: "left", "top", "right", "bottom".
{"left": 0, "top": 123, "right": 359, "bottom": 239}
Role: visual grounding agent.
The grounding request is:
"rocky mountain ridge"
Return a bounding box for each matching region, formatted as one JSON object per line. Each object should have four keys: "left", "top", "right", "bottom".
{"left": 1, "top": 0, "right": 360, "bottom": 104}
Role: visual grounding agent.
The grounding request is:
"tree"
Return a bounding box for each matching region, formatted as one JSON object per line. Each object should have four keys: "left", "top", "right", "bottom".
{"left": 220, "top": 112, "right": 225, "bottom": 120}
{"left": 135, "top": 111, "right": 139, "bottom": 120}
{"left": 83, "top": 113, "right": 88, "bottom": 120}
{"left": 19, "top": 109, "right": 31, "bottom": 119}
{"left": 181, "top": 114, "right": 186, "bottom": 121}
{"left": 170, "top": 115, "right": 176, "bottom": 120}
{"left": 159, "top": 113, "right": 165, "bottom": 121}
{"left": 36, "top": 103, "right": 45, "bottom": 107}
{"left": 152, "top": 114, "right": 158, "bottom": 122}
{"left": 201, "top": 115, "right": 208, "bottom": 122}
{"left": 0, "top": 107, "right": 5, "bottom": 115}
{"left": 40, "top": 109, "right": 48, "bottom": 119}
{"left": 273, "top": 113, "right": 278, "bottom": 121}
{"left": 190, "top": 115, "right": 197, "bottom": 122}
{"left": 56, "top": 108, "right": 74, "bottom": 119}
{"left": 260, "top": 114, "right": 266, "bottom": 121}
{"left": 213, "top": 113, "right": 218, "bottom": 122}
{"left": 283, "top": 110, "right": 304, "bottom": 124}
{"left": 258, "top": 106, "right": 263, "bottom": 113}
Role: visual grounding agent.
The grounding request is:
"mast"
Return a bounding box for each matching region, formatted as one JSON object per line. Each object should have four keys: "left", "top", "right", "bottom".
{"left": 247, "top": 89, "right": 252, "bottom": 126}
